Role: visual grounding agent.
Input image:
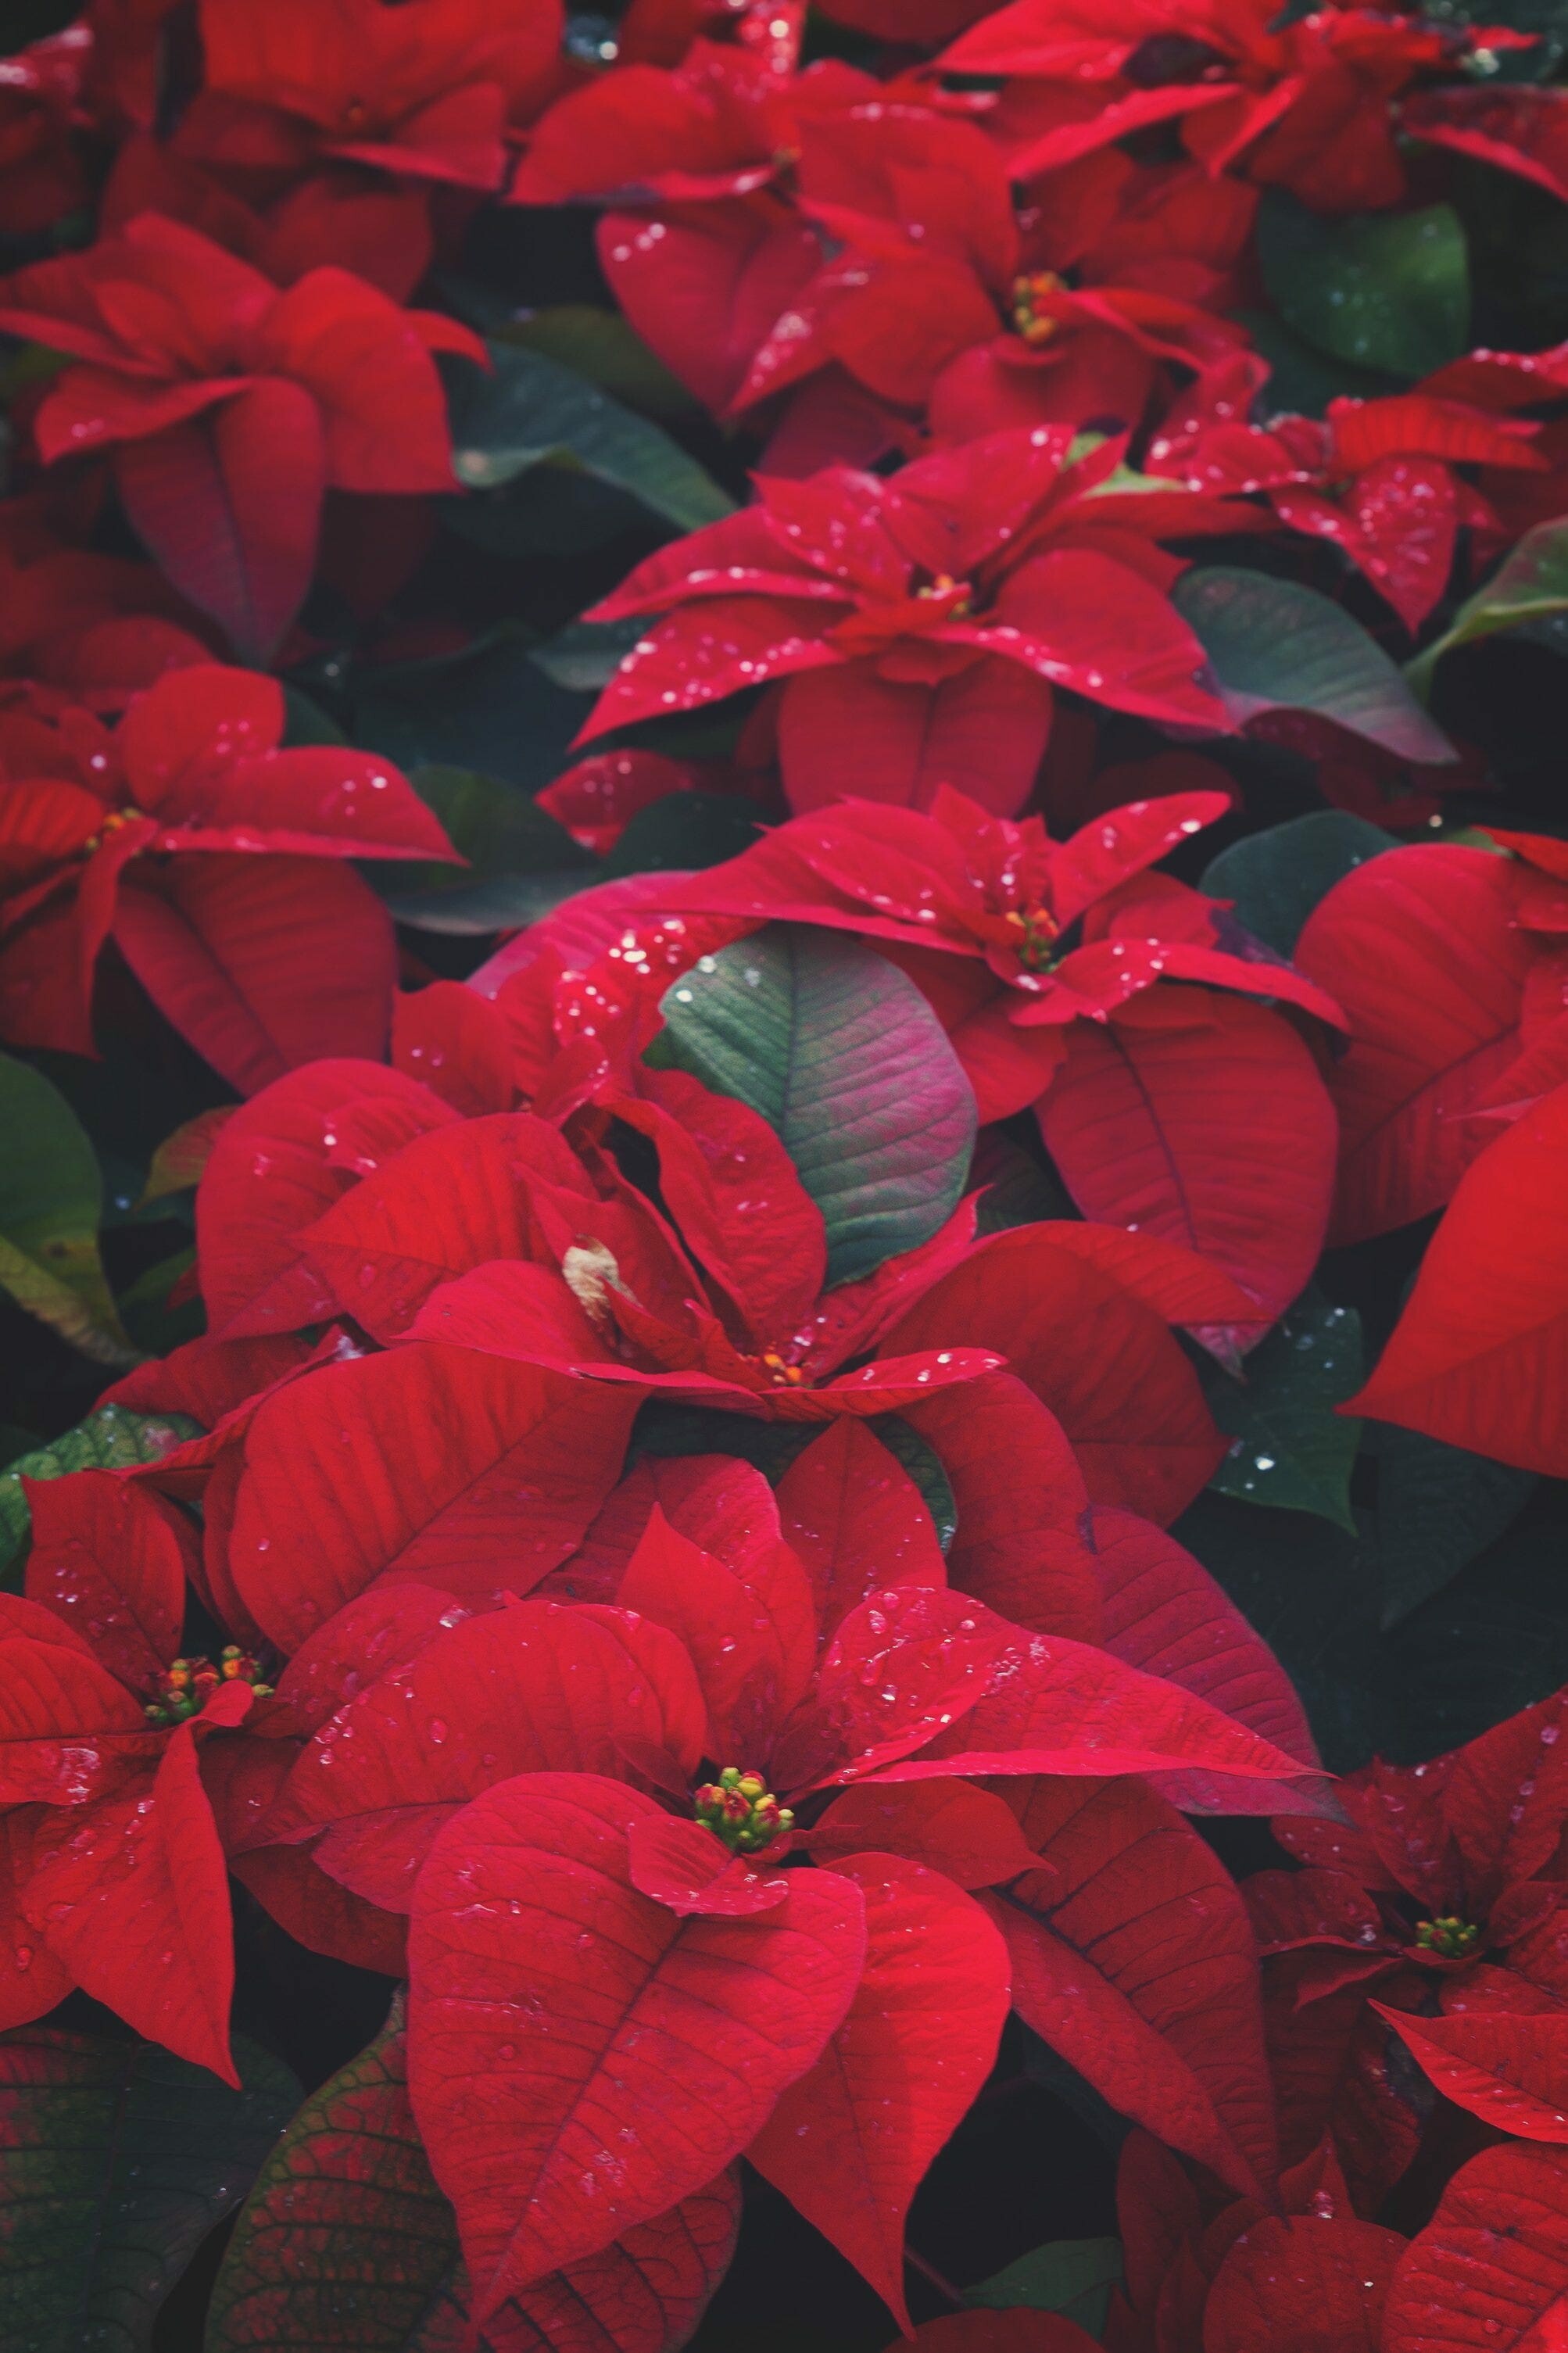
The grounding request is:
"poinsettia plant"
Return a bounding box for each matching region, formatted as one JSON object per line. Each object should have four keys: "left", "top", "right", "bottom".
{"left": 0, "top": 0, "right": 1567, "bottom": 2347}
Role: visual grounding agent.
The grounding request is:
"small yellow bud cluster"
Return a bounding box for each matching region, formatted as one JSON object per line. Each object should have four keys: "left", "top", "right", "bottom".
{"left": 145, "top": 1646, "right": 273, "bottom": 1726}
{"left": 694, "top": 1767, "right": 796, "bottom": 1854}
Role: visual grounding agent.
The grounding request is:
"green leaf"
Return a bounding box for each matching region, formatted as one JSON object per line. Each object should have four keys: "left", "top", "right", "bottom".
{"left": 447, "top": 340, "right": 733, "bottom": 533}
{"left": 0, "top": 2025, "right": 299, "bottom": 2353}
{"left": 1256, "top": 192, "right": 1470, "bottom": 378}
{"left": 1229, "top": 308, "right": 1403, "bottom": 417}
{"left": 1205, "top": 1292, "right": 1365, "bottom": 1532}
{"left": 382, "top": 762, "right": 589, "bottom": 894}
{"left": 972, "top": 1135, "right": 1077, "bottom": 1235}
{"left": 965, "top": 2238, "right": 1124, "bottom": 2337}
{"left": 206, "top": 2009, "right": 463, "bottom": 2353}
{"left": 373, "top": 761, "right": 592, "bottom": 931}
{"left": 1200, "top": 811, "right": 1398, "bottom": 957}
{"left": 1370, "top": 1422, "right": 1538, "bottom": 1628}
{"left": 599, "top": 790, "right": 763, "bottom": 879}
{"left": 633, "top": 1402, "right": 818, "bottom": 1484}
{"left": 0, "top": 1405, "right": 200, "bottom": 1586}
{"left": 1408, "top": 517, "right": 1568, "bottom": 690}
{"left": 279, "top": 684, "right": 348, "bottom": 747}
{"left": 1175, "top": 568, "right": 1456, "bottom": 764}
{"left": 350, "top": 635, "right": 592, "bottom": 793}
{"left": 0, "top": 1054, "right": 137, "bottom": 1367}
{"left": 650, "top": 926, "right": 977, "bottom": 1286}
{"left": 867, "top": 1414, "right": 958, "bottom": 1555}
{"left": 499, "top": 306, "right": 699, "bottom": 421}
{"left": 528, "top": 614, "right": 647, "bottom": 692}
{"left": 116, "top": 1247, "right": 203, "bottom": 1357}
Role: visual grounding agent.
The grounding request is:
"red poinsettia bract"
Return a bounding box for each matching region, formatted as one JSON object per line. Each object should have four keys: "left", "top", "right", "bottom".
{"left": 0, "top": 661, "right": 457, "bottom": 1090}
{"left": 0, "top": 215, "right": 485, "bottom": 656}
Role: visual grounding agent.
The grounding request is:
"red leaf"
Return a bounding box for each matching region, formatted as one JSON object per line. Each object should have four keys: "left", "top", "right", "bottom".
{"left": 406, "top": 1771, "right": 867, "bottom": 2319}
{"left": 775, "top": 659, "right": 1054, "bottom": 819}
{"left": 1346, "top": 1082, "right": 1568, "bottom": 1475}
{"left": 113, "top": 854, "right": 397, "bottom": 1095}
{"left": 392, "top": 982, "right": 516, "bottom": 1117}
{"left": 1294, "top": 845, "right": 1533, "bottom": 1244}
{"left": 1090, "top": 1505, "right": 1320, "bottom": 1780}
{"left": 23, "top": 1471, "right": 191, "bottom": 1694}
{"left": 196, "top": 1060, "right": 454, "bottom": 1337}
{"left": 904, "top": 2319, "right": 1102, "bottom": 2351}
{"left": 1204, "top": 2214, "right": 1404, "bottom": 2352}
{"left": 775, "top": 1418, "right": 947, "bottom": 1642}
{"left": 984, "top": 1778, "right": 1277, "bottom": 2199}
{"left": 300, "top": 1111, "right": 587, "bottom": 1341}
{"left": 266, "top": 1600, "right": 706, "bottom": 1911}
{"left": 750, "top": 1853, "right": 1011, "bottom": 2329}
{"left": 903, "top": 1372, "right": 1101, "bottom": 1642}
{"left": 616, "top": 1067, "right": 828, "bottom": 1342}
{"left": 227, "top": 1346, "right": 639, "bottom": 1649}
{"left": 0, "top": 1610, "right": 155, "bottom": 1806}
{"left": 617, "top": 1506, "right": 816, "bottom": 1762}
{"left": 113, "top": 379, "right": 327, "bottom": 660}
{"left": 625, "top": 1814, "right": 793, "bottom": 1918}
{"left": 880, "top": 1227, "right": 1226, "bottom": 1524}
{"left": 1375, "top": 2004, "right": 1568, "bottom": 2144}
{"left": 24, "top": 1727, "right": 238, "bottom": 2083}
{"left": 1384, "top": 2141, "right": 1568, "bottom": 2351}
{"left": 0, "top": 1812, "right": 70, "bottom": 2031}
{"left": 806, "top": 1778, "right": 1041, "bottom": 1888}
{"left": 782, "top": 1585, "right": 1012, "bottom": 1789}
{"left": 899, "top": 1621, "right": 1320, "bottom": 1805}
{"left": 1037, "top": 992, "right": 1337, "bottom": 1329}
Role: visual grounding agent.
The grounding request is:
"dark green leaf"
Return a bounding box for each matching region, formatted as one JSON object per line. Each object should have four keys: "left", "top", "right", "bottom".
{"left": 0, "top": 2026, "right": 299, "bottom": 2353}
{"left": 650, "top": 927, "right": 976, "bottom": 1285}
{"left": 350, "top": 637, "right": 592, "bottom": 793}
{"left": 973, "top": 1135, "right": 1077, "bottom": 1235}
{"left": 1200, "top": 811, "right": 1398, "bottom": 957}
{"left": 1256, "top": 192, "right": 1470, "bottom": 378}
{"left": 447, "top": 341, "right": 732, "bottom": 532}
{"left": 1172, "top": 1494, "right": 1381, "bottom": 1773}
{"left": 0, "top": 1055, "right": 135, "bottom": 1367}
{"left": 499, "top": 306, "right": 698, "bottom": 421}
{"left": 632, "top": 1403, "right": 818, "bottom": 1484}
{"left": 1205, "top": 1293, "right": 1365, "bottom": 1532}
{"left": 1409, "top": 517, "right": 1568, "bottom": 689}
{"left": 528, "top": 615, "right": 647, "bottom": 692}
{"left": 116, "top": 1248, "right": 203, "bottom": 1358}
{"left": 0, "top": 1405, "right": 200, "bottom": 1586}
{"left": 380, "top": 872, "right": 589, "bottom": 936}
{"left": 1380, "top": 1494, "right": 1568, "bottom": 1758}
{"left": 965, "top": 2239, "right": 1123, "bottom": 2336}
{"left": 279, "top": 686, "right": 348, "bottom": 748}
{"left": 1229, "top": 309, "right": 1403, "bottom": 416}
{"left": 867, "top": 1415, "right": 958, "bottom": 1555}
{"left": 384, "top": 762, "right": 588, "bottom": 893}
{"left": 206, "top": 2010, "right": 461, "bottom": 2353}
{"left": 1370, "top": 1422, "right": 1538, "bottom": 1628}
{"left": 599, "top": 791, "right": 762, "bottom": 879}
{"left": 1175, "top": 568, "right": 1456, "bottom": 764}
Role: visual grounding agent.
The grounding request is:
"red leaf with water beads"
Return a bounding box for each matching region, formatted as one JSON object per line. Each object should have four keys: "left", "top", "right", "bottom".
{"left": 23, "top": 1721, "right": 240, "bottom": 2083}
{"left": 1203, "top": 2214, "right": 1405, "bottom": 2353}
{"left": 406, "top": 1771, "right": 867, "bottom": 2325}
{"left": 259, "top": 1600, "right": 706, "bottom": 1913}
{"left": 775, "top": 1417, "right": 947, "bottom": 1642}
{"left": 1383, "top": 2142, "right": 1568, "bottom": 2353}
{"left": 1294, "top": 845, "right": 1534, "bottom": 1246}
{"left": 1346, "top": 1081, "right": 1568, "bottom": 1477}
{"left": 0, "top": 1812, "right": 71, "bottom": 2032}
{"left": 1036, "top": 990, "right": 1337, "bottom": 1334}
{"left": 749, "top": 1853, "right": 1011, "bottom": 2329}
{"left": 984, "top": 1777, "right": 1278, "bottom": 2201}
{"left": 226, "top": 1346, "right": 639, "bottom": 1651}
{"left": 1374, "top": 2005, "right": 1568, "bottom": 2146}
{"left": 23, "top": 1470, "right": 191, "bottom": 1695}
